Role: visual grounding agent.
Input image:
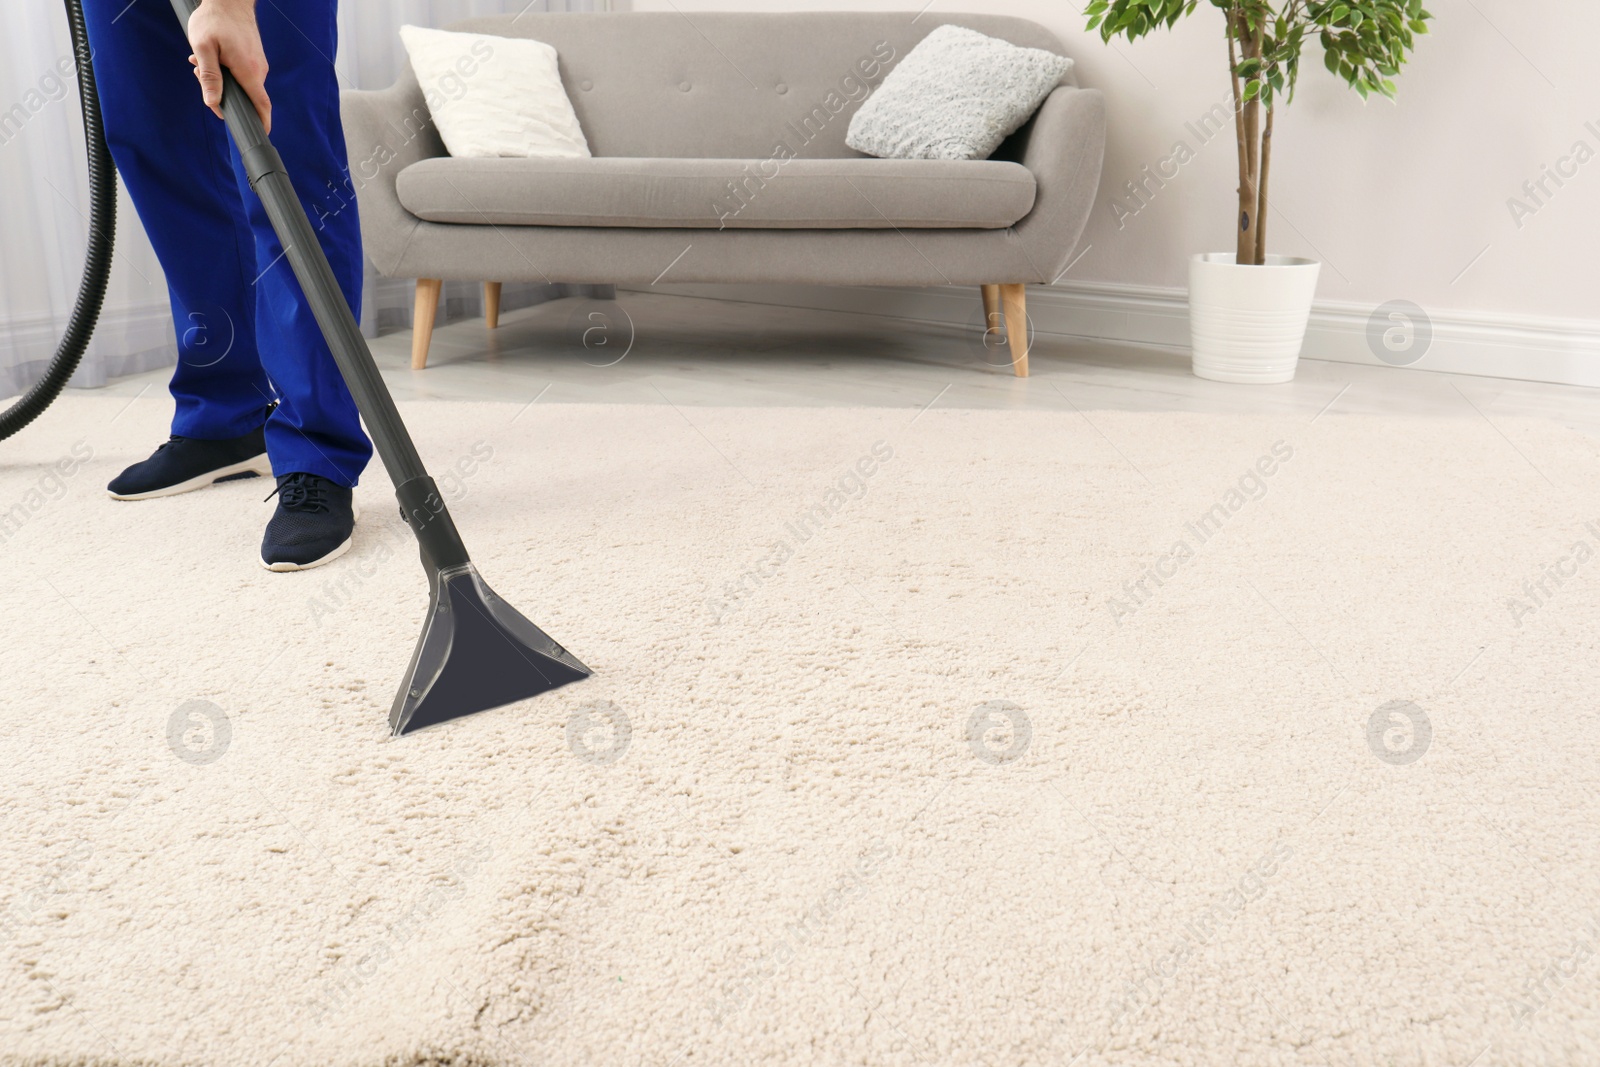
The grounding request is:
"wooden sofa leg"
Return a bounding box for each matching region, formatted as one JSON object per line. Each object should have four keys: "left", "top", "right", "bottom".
{"left": 980, "top": 284, "right": 1001, "bottom": 335}
{"left": 484, "top": 281, "right": 502, "bottom": 329}
{"left": 411, "top": 278, "right": 442, "bottom": 370}
{"left": 999, "top": 283, "right": 1030, "bottom": 378}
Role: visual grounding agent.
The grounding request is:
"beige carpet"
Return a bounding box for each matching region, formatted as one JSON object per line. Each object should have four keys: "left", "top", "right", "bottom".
{"left": 2, "top": 395, "right": 1599, "bottom": 1067}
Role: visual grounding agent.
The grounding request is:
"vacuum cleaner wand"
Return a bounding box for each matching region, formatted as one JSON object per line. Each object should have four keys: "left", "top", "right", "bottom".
{"left": 167, "top": 0, "right": 590, "bottom": 734}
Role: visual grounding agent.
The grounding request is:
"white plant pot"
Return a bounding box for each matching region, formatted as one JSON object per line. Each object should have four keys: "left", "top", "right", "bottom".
{"left": 1188, "top": 253, "right": 1322, "bottom": 384}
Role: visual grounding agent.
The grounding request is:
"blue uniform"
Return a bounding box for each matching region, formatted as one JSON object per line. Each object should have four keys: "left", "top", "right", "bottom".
{"left": 83, "top": 0, "right": 370, "bottom": 486}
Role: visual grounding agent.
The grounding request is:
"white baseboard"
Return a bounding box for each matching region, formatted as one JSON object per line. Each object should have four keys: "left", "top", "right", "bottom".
{"left": 628, "top": 281, "right": 1600, "bottom": 390}
{"left": 360, "top": 271, "right": 600, "bottom": 338}
{"left": 13, "top": 280, "right": 1592, "bottom": 398}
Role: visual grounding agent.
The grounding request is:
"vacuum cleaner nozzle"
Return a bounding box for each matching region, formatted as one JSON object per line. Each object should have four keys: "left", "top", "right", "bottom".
{"left": 166, "top": 0, "right": 592, "bottom": 738}
{"left": 389, "top": 563, "right": 591, "bottom": 736}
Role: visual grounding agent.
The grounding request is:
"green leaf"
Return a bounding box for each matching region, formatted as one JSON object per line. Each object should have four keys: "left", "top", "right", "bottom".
{"left": 1080, "top": 0, "right": 1433, "bottom": 109}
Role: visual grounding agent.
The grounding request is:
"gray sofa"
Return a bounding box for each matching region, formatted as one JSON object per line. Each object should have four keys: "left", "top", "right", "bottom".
{"left": 340, "top": 11, "right": 1105, "bottom": 377}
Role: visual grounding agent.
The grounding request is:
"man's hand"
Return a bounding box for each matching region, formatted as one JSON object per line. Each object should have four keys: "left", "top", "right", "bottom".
{"left": 185, "top": 0, "right": 271, "bottom": 134}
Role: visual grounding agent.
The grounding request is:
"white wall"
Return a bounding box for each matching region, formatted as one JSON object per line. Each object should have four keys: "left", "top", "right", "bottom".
{"left": 628, "top": 0, "right": 1600, "bottom": 372}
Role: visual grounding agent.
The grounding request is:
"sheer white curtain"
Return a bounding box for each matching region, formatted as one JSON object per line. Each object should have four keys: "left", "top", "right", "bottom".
{"left": 0, "top": 0, "right": 607, "bottom": 402}
{"left": 0, "top": 1, "right": 172, "bottom": 399}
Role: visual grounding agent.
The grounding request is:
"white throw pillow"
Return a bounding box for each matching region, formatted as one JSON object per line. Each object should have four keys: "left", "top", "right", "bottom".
{"left": 398, "top": 24, "right": 590, "bottom": 159}
{"left": 846, "top": 25, "right": 1073, "bottom": 161}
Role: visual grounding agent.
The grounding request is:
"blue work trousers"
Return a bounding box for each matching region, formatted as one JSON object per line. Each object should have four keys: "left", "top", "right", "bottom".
{"left": 84, "top": 0, "right": 370, "bottom": 485}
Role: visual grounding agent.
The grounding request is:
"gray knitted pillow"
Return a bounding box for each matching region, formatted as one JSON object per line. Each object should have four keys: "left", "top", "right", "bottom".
{"left": 846, "top": 25, "right": 1073, "bottom": 161}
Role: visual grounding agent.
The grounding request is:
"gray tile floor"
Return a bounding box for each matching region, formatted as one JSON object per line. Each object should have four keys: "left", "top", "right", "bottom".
{"left": 96, "top": 290, "right": 1600, "bottom": 435}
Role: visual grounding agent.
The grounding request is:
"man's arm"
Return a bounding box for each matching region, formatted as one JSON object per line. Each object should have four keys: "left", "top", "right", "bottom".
{"left": 184, "top": 0, "right": 271, "bottom": 134}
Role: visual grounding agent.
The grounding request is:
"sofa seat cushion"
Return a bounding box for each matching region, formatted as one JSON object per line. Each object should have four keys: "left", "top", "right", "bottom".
{"left": 393, "top": 156, "right": 1036, "bottom": 229}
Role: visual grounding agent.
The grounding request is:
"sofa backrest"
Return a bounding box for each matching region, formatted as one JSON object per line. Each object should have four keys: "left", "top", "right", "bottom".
{"left": 426, "top": 11, "right": 1073, "bottom": 159}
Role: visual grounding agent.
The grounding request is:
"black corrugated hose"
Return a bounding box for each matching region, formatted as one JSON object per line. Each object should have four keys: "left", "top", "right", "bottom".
{"left": 0, "top": 0, "right": 116, "bottom": 441}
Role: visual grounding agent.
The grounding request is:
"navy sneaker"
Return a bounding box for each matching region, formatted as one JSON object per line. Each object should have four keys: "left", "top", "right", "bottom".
{"left": 260, "top": 472, "right": 358, "bottom": 572}
{"left": 107, "top": 428, "right": 271, "bottom": 500}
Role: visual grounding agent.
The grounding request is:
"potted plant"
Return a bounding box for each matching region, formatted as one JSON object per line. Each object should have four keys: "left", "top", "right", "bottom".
{"left": 1084, "top": 0, "right": 1433, "bottom": 382}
